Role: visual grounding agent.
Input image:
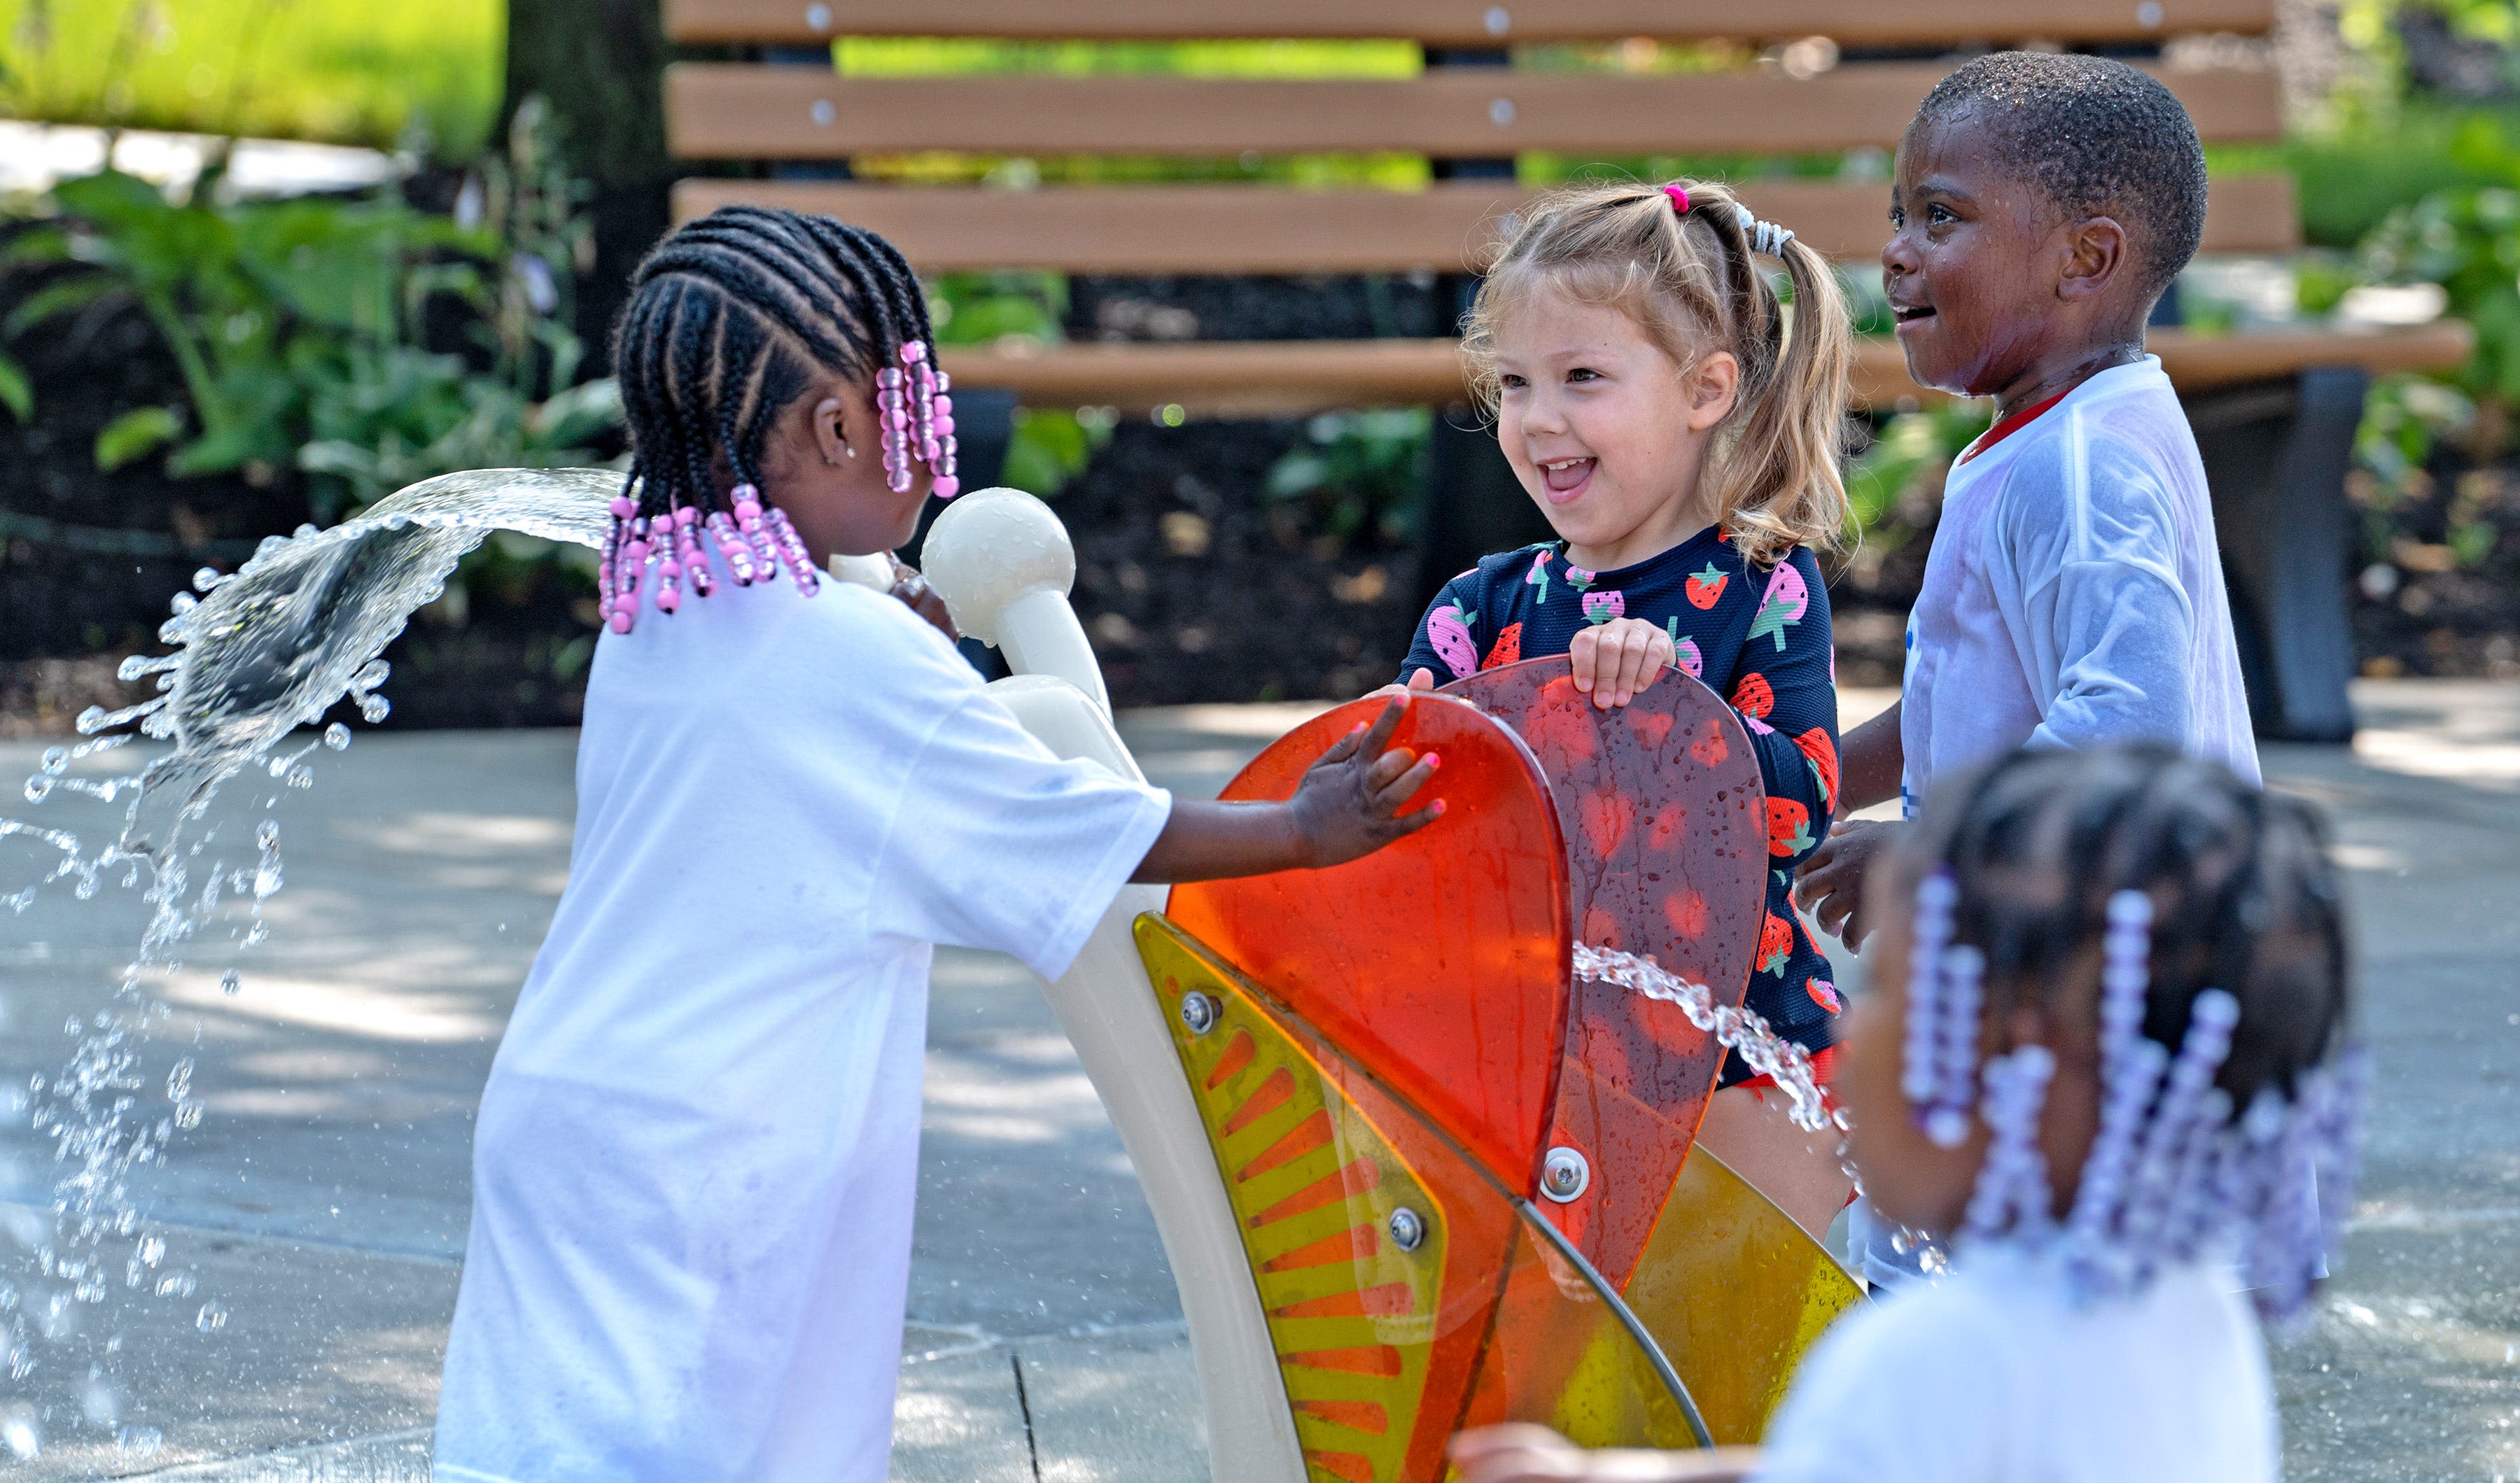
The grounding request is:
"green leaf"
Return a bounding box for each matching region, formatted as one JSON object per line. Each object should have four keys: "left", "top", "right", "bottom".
{"left": 5, "top": 274, "right": 120, "bottom": 337}
{"left": 0, "top": 352, "right": 29, "bottom": 421}
{"left": 94, "top": 406, "right": 183, "bottom": 471}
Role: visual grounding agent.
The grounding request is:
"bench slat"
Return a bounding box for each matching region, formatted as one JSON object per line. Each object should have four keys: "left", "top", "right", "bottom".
{"left": 930, "top": 323, "right": 2474, "bottom": 418}
{"left": 665, "top": 0, "right": 2273, "bottom": 47}
{"left": 671, "top": 175, "right": 2302, "bottom": 270}
{"left": 664, "top": 64, "right": 2282, "bottom": 160}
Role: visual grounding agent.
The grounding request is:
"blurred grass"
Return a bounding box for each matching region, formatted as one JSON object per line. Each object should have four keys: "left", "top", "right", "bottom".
{"left": 0, "top": 0, "right": 503, "bottom": 158}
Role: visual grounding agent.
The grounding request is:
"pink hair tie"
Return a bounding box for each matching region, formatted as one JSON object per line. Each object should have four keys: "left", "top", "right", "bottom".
{"left": 1663, "top": 183, "right": 1690, "bottom": 213}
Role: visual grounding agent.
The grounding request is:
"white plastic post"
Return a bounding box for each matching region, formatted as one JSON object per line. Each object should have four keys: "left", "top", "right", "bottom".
{"left": 915, "top": 493, "right": 1303, "bottom": 1483}
{"left": 919, "top": 487, "right": 1112, "bottom": 714}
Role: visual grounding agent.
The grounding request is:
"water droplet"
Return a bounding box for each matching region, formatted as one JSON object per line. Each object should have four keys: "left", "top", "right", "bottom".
{"left": 164, "top": 1059, "right": 192, "bottom": 1102}
{"left": 360, "top": 694, "right": 391, "bottom": 723}
{"left": 167, "top": 592, "right": 197, "bottom": 617}
{"left": 38, "top": 747, "right": 66, "bottom": 776}
{"left": 323, "top": 722, "right": 351, "bottom": 751}
{"left": 136, "top": 1236, "right": 163, "bottom": 1267}
{"left": 154, "top": 1270, "right": 195, "bottom": 1299}
{"left": 195, "top": 1301, "right": 226, "bottom": 1332}
{"left": 174, "top": 1103, "right": 201, "bottom": 1130}
{"left": 284, "top": 766, "right": 313, "bottom": 789}
{"left": 0, "top": 1403, "right": 37, "bottom": 1459}
{"left": 22, "top": 778, "right": 51, "bottom": 804}
{"left": 254, "top": 820, "right": 279, "bottom": 850}
{"left": 218, "top": 971, "right": 239, "bottom": 997}
{"left": 192, "top": 566, "right": 222, "bottom": 593}
{"left": 74, "top": 706, "right": 107, "bottom": 735}
{"left": 241, "top": 921, "right": 267, "bottom": 949}
{"left": 116, "top": 1426, "right": 161, "bottom": 1459}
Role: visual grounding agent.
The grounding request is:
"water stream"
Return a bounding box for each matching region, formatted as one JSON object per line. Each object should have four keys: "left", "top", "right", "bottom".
{"left": 0, "top": 469, "right": 615, "bottom": 1457}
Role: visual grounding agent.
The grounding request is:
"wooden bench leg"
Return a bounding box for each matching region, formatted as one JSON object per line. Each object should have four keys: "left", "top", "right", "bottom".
{"left": 2187, "top": 367, "right": 2368, "bottom": 743}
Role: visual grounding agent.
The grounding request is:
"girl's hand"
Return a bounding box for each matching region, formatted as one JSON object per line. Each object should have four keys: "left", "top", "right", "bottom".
{"left": 1569, "top": 618, "right": 1674, "bottom": 709}
{"left": 1365, "top": 668, "right": 1439, "bottom": 703}
{"left": 1793, "top": 817, "right": 1899, "bottom": 948}
{"left": 1289, "top": 695, "right": 1445, "bottom": 867}
{"left": 887, "top": 558, "right": 960, "bottom": 642}
{"left": 1450, "top": 1426, "right": 1763, "bottom": 1482}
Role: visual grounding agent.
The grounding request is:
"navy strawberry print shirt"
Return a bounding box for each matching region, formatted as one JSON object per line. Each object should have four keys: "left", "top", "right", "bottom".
{"left": 1401, "top": 526, "right": 1843, "bottom": 1082}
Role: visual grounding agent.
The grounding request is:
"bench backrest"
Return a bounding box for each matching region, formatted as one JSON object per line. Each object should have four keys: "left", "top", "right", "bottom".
{"left": 660, "top": 1, "right": 2297, "bottom": 276}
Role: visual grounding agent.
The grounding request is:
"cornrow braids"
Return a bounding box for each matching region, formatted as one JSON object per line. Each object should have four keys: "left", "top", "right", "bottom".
{"left": 1896, "top": 744, "right": 2364, "bottom": 1321}
{"left": 1460, "top": 177, "right": 1854, "bottom": 568}
{"left": 596, "top": 206, "right": 960, "bottom": 634}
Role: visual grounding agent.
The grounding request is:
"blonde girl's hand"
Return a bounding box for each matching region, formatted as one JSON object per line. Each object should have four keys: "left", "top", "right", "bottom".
{"left": 1569, "top": 618, "right": 1674, "bottom": 709}
{"left": 1450, "top": 1426, "right": 1764, "bottom": 1483}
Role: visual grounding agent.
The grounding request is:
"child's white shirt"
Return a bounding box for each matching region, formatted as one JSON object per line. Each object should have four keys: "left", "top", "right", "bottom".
{"left": 433, "top": 567, "right": 1170, "bottom": 1483}
{"left": 1901, "top": 356, "right": 2260, "bottom": 813}
{"left": 1755, "top": 1253, "right": 2280, "bottom": 1483}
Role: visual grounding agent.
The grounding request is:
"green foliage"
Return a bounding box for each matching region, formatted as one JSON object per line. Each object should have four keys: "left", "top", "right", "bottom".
{"left": 2356, "top": 374, "right": 2473, "bottom": 493}
{"left": 13, "top": 99, "right": 618, "bottom": 518}
{"left": 0, "top": 0, "right": 500, "bottom": 157}
{"left": 1001, "top": 407, "right": 1113, "bottom": 498}
{"left": 94, "top": 405, "right": 183, "bottom": 470}
{"left": 0, "top": 349, "right": 27, "bottom": 421}
{"left": 927, "top": 271, "right": 1068, "bottom": 346}
{"left": 1844, "top": 407, "right": 1989, "bottom": 545}
{"left": 1266, "top": 408, "right": 1431, "bottom": 546}
{"left": 2360, "top": 120, "right": 2520, "bottom": 410}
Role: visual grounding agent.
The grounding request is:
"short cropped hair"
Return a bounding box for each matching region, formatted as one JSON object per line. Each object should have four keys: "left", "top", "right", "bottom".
{"left": 1911, "top": 52, "right": 2209, "bottom": 300}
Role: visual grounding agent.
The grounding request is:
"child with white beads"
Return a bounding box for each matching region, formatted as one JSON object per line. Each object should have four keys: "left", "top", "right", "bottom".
{"left": 1451, "top": 744, "right": 2367, "bottom": 1483}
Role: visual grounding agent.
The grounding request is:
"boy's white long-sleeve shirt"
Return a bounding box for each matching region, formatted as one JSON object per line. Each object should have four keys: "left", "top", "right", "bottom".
{"left": 1900, "top": 356, "right": 2260, "bottom": 810}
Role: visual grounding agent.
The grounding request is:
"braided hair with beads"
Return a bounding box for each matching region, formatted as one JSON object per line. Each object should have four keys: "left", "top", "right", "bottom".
{"left": 597, "top": 206, "right": 962, "bottom": 633}
{"left": 1896, "top": 743, "right": 2365, "bottom": 1322}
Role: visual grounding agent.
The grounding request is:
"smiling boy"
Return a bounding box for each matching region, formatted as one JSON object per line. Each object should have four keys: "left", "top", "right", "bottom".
{"left": 1795, "top": 52, "right": 2262, "bottom": 960}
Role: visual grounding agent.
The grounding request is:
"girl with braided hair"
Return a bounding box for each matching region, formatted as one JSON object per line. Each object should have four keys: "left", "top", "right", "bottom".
{"left": 1394, "top": 178, "right": 1858, "bottom": 1238}
{"left": 1451, "top": 743, "right": 2366, "bottom": 1483}
{"left": 432, "top": 207, "right": 1446, "bottom": 1483}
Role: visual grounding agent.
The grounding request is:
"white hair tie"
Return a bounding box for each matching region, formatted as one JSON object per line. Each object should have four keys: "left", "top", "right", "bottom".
{"left": 1734, "top": 204, "right": 1795, "bottom": 257}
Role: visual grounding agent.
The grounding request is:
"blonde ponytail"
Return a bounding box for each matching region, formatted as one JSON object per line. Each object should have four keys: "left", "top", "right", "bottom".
{"left": 1461, "top": 179, "right": 1855, "bottom": 568}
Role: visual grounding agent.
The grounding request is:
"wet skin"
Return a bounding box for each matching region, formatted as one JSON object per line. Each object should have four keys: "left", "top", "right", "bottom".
{"left": 1882, "top": 108, "right": 2156, "bottom": 417}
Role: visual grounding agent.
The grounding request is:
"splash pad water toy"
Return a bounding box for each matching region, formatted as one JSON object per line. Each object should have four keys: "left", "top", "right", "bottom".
{"left": 13, "top": 474, "right": 1856, "bottom": 1473}
{"left": 922, "top": 490, "right": 1861, "bottom": 1483}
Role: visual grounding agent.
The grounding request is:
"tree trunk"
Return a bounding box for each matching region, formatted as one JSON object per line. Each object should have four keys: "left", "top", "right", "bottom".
{"left": 500, "top": 0, "right": 676, "bottom": 371}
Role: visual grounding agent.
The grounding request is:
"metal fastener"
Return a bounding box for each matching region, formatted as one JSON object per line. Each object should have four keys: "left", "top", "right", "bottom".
{"left": 1540, "top": 1146, "right": 1590, "bottom": 1203}
{"left": 1180, "top": 992, "right": 1219, "bottom": 1036}
{"left": 810, "top": 99, "right": 837, "bottom": 127}
{"left": 1484, "top": 6, "right": 1512, "bottom": 36}
{"left": 806, "top": 2, "right": 834, "bottom": 30}
{"left": 1488, "top": 97, "right": 1517, "bottom": 127}
{"left": 1387, "top": 1207, "right": 1426, "bottom": 1252}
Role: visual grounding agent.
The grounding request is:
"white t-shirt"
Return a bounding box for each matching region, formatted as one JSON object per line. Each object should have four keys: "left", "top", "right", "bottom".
{"left": 1756, "top": 1253, "right": 2280, "bottom": 1483}
{"left": 433, "top": 565, "right": 1170, "bottom": 1483}
{"left": 1901, "top": 357, "right": 2260, "bottom": 814}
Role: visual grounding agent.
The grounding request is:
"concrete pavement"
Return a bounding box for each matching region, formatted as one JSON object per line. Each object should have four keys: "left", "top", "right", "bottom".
{"left": 0, "top": 683, "right": 2509, "bottom": 1480}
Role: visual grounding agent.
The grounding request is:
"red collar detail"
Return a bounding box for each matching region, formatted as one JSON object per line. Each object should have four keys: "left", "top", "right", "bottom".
{"left": 1956, "top": 389, "right": 2070, "bottom": 466}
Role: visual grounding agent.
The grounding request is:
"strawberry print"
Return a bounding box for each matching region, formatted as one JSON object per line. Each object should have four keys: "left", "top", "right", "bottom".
{"left": 1731, "top": 672, "right": 1774, "bottom": 719}
{"left": 1795, "top": 726, "right": 1838, "bottom": 809}
{"left": 1525, "top": 549, "right": 1553, "bottom": 603}
{"left": 1744, "top": 561, "right": 1809, "bottom": 652}
{"left": 1582, "top": 589, "right": 1625, "bottom": 624}
{"left": 1758, "top": 912, "right": 1794, "bottom": 976}
{"left": 1427, "top": 603, "right": 1480, "bottom": 679}
{"left": 1665, "top": 619, "right": 1703, "bottom": 678}
{"left": 1766, "top": 798, "right": 1814, "bottom": 858}
{"left": 1480, "top": 620, "right": 1523, "bottom": 671}
{"left": 1806, "top": 979, "right": 1842, "bottom": 1014}
{"left": 1684, "top": 561, "right": 1728, "bottom": 610}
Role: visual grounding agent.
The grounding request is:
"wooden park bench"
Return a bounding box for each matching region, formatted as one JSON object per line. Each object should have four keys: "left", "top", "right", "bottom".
{"left": 659, "top": 0, "right": 2472, "bottom": 740}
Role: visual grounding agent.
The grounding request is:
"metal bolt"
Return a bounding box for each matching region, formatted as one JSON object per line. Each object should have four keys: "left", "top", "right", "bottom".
{"left": 1540, "top": 1146, "right": 1590, "bottom": 1203}
{"left": 810, "top": 99, "right": 837, "bottom": 127}
{"left": 1488, "top": 97, "right": 1517, "bottom": 127}
{"left": 1180, "top": 992, "right": 1219, "bottom": 1036}
{"left": 806, "top": 2, "right": 834, "bottom": 30}
{"left": 1484, "top": 6, "right": 1512, "bottom": 36}
{"left": 2135, "top": 1, "right": 2164, "bottom": 27}
{"left": 1387, "top": 1207, "right": 1426, "bottom": 1252}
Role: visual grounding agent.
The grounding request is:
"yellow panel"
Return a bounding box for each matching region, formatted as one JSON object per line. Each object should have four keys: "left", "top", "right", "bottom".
{"left": 1141, "top": 916, "right": 1444, "bottom": 1483}
{"left": 1621, "top": 1149, "right": 1866, "bottom": 1444}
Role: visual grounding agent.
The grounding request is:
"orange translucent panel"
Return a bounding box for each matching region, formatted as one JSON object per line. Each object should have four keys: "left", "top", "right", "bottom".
{"left": 1139, "top": 916, "right": 1701, "bottom": 1483}
{"left": 1168, "top": 694, "right": 1571, "bottom": 1190}
{"left": 1442, "top": 659, "right": 1768, "bottom": 1286}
